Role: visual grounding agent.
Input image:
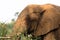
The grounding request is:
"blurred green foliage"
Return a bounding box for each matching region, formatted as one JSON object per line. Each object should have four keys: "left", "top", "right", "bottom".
{"left": 0, "top": 23, "right": 7, "bottom": 37}
{"left": 0, "top": 21, "right": 33, "bottom": 40}
{"left": 0, "top": 21, "right": 14, "bottom": 40}
{"left": 0, "top": 20, "right": 41, "bottom": 40}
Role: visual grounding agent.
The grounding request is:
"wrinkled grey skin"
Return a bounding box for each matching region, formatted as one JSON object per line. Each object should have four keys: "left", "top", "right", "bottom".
{"left": 11, "top": 4, "right": 60, "bottom": 40}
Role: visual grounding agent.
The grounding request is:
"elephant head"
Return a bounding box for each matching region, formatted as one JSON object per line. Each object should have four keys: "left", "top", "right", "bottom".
{"left": 12, "top": 4, "right": 60, "bottom": 37}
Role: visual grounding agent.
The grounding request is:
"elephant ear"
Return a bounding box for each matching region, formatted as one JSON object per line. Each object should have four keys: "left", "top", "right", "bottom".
{"left": 33, "top": 7, "right": 59, "bottom": 37}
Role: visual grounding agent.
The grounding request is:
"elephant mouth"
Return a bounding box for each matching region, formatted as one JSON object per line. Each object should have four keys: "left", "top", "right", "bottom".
{"left": 26, "top": 20, "right": 38, "bottom": 35}
{"left": 27, "top": 29, "right": 34, "bottom": 34}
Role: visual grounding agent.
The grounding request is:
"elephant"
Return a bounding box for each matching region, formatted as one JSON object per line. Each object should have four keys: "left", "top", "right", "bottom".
{"left": 11, "top": 4, "right": 60, "bottom": 40}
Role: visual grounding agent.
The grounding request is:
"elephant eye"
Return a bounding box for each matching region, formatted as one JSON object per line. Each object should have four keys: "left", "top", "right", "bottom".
{"left": 40, "top": 10, "right": 46, "bottom": 16}
{"left": 33, "top": 11, "right": 40, "bottom": 14}
{"left": 33, "top": 11, "right": 37, "bottom": 13}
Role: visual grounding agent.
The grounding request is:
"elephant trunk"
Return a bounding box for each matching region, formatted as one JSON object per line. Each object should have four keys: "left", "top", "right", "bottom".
{"left": 10, "top": 7, "right": 28, "bottom": 37}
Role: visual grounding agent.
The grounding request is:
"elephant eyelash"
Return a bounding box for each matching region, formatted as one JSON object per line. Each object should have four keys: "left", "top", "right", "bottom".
{"left": 33, "top": 11, "right": 40, "bottom": 13}
{"left": 33, "top": 10, "right": 46, "bottom": 15}
{"left": 33, "top": 11, "right": 37, "bottom": 13}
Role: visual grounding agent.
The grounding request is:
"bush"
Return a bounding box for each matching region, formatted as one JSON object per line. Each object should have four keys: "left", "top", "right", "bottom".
{"left": 0, "top": 22, "right": 39, "bottom": 40}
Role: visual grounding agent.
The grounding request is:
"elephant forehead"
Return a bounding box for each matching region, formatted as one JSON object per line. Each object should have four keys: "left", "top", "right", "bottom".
{"left": 40, "top": 4, "right": 55, "bottom": 10}
{"left": 28, "top": 5, "right": 42, "bottom": 13}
